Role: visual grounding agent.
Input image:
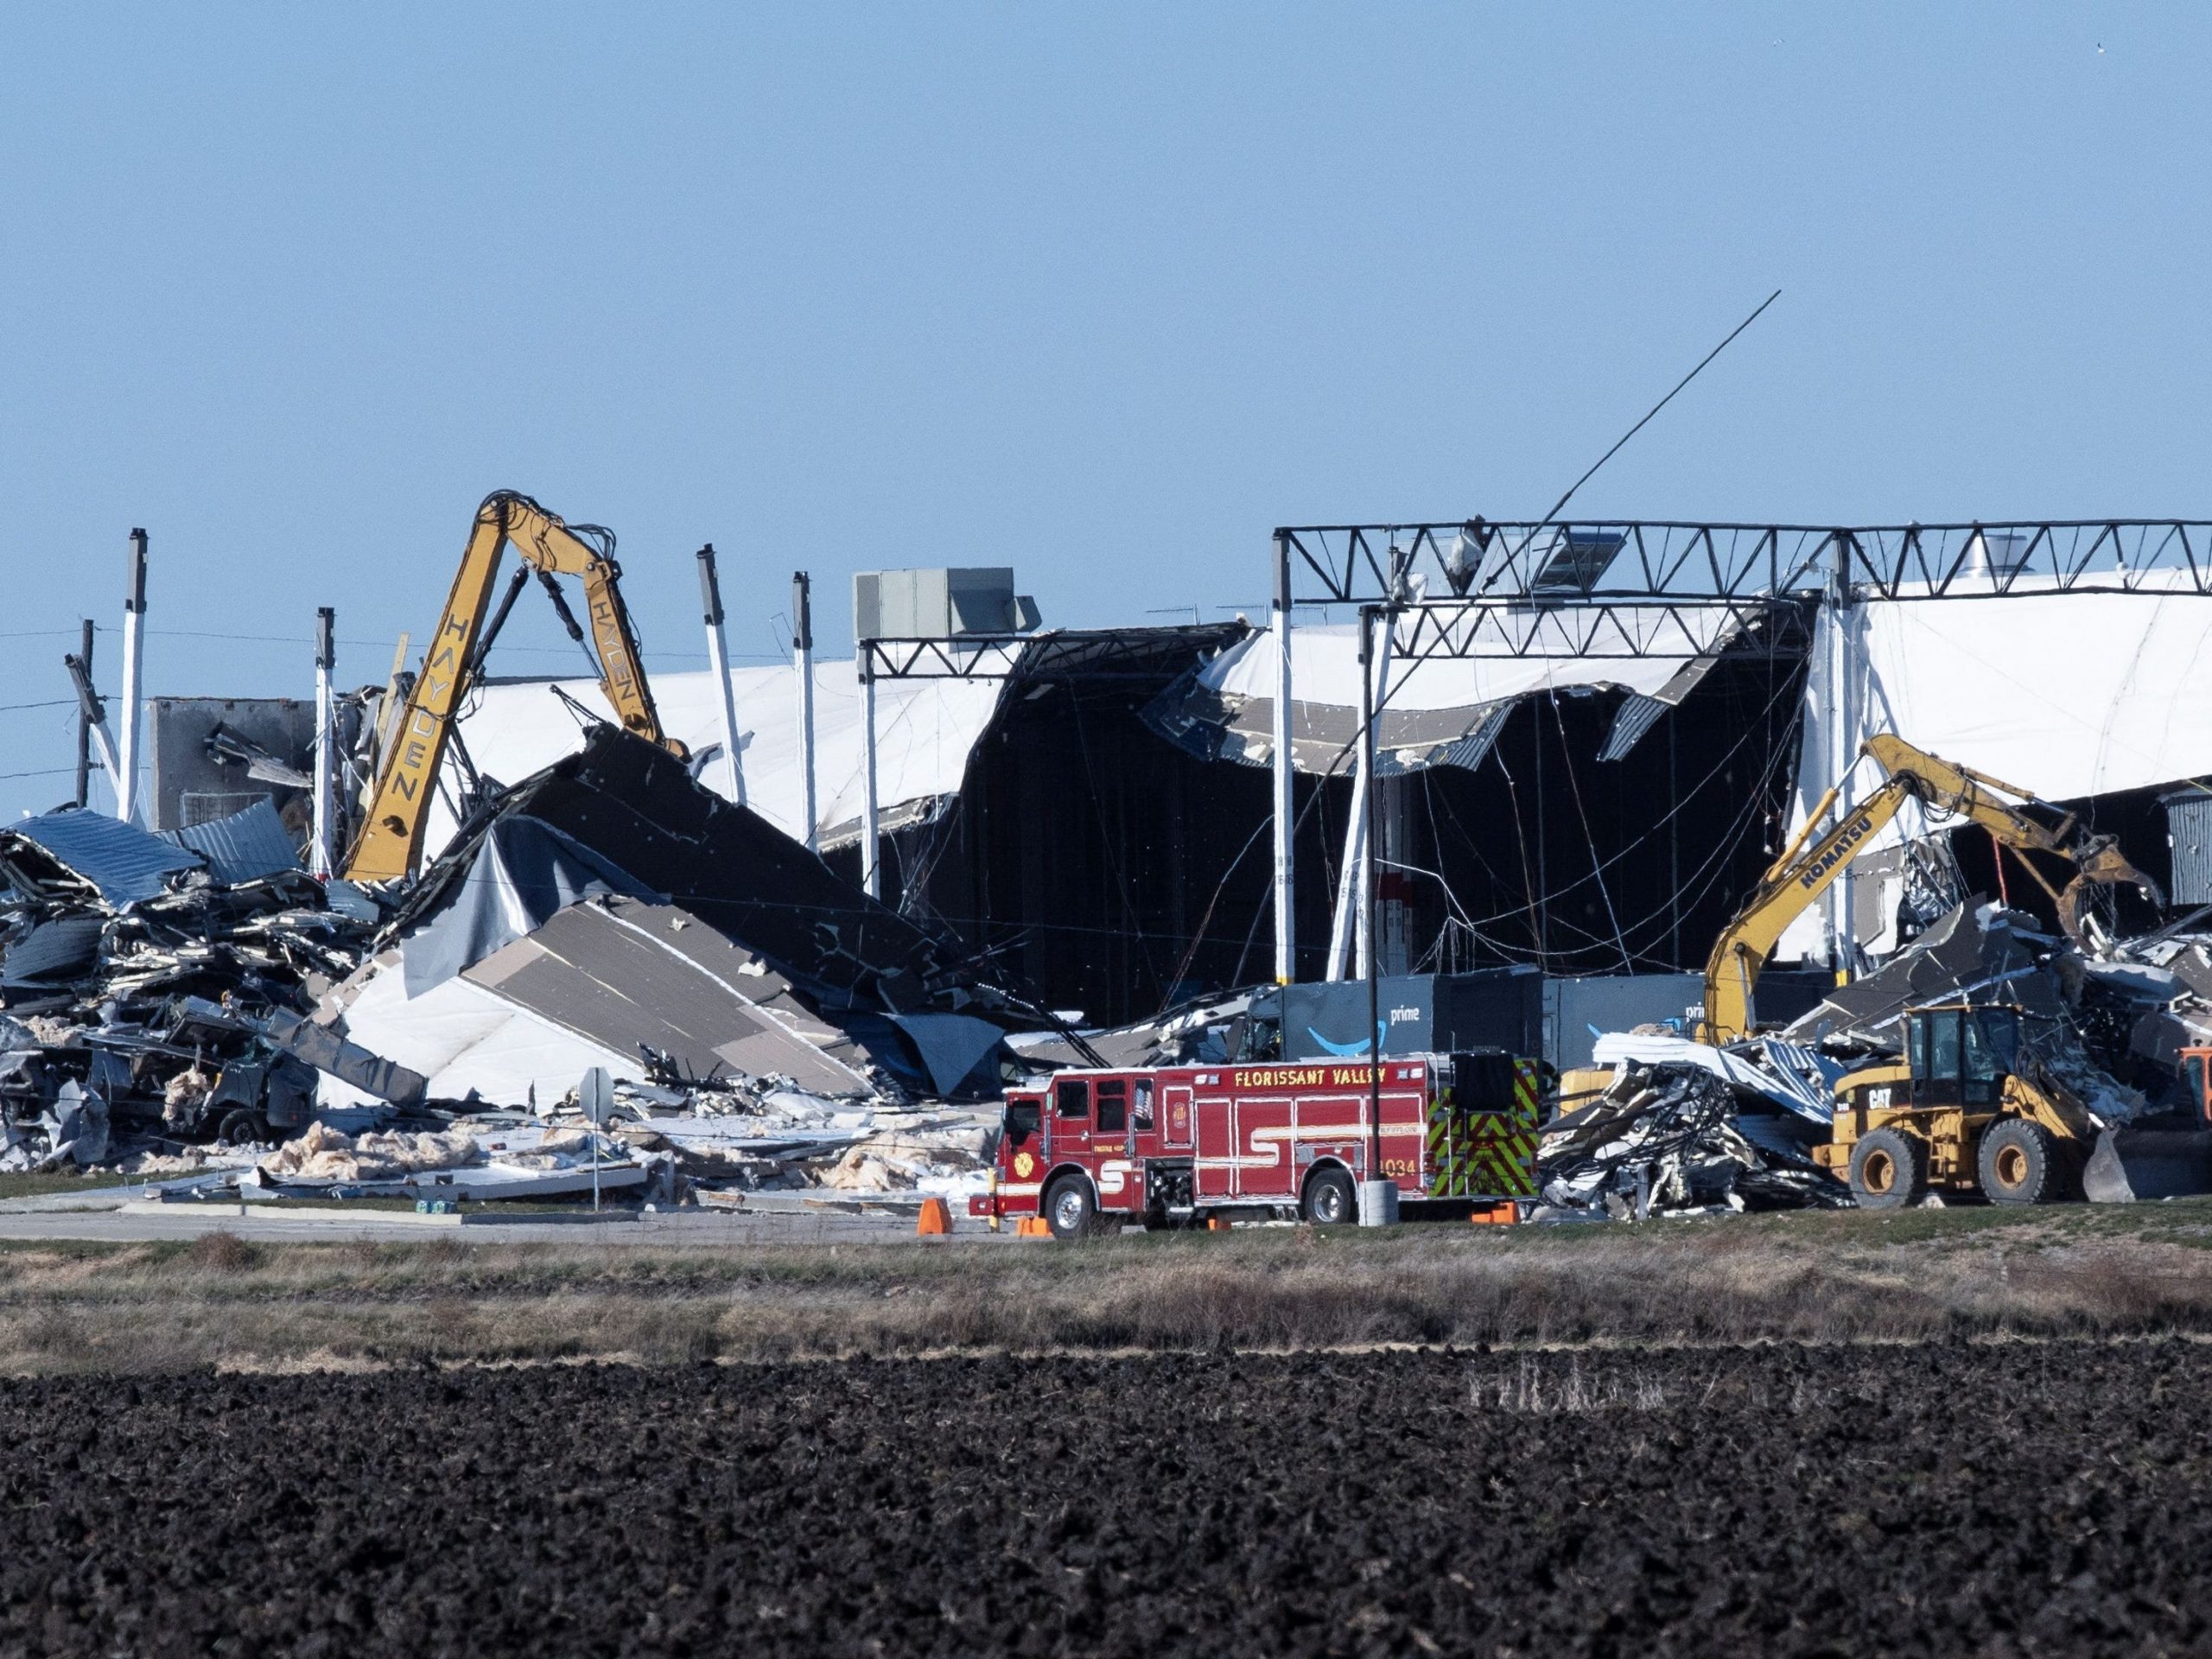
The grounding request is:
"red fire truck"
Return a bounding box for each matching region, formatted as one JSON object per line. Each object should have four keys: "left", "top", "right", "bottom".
{"left": 969, "top": 1050, "right": 1541, "bottom": 1238}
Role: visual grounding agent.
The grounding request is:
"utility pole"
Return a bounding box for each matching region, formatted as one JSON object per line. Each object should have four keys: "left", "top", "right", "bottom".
{"left": 695, "top": 545, "right": 747, "bottom": 805}
{"left": 792, "top": 571, "right": 817, "bottom": 851}
{"left": 1271, "top": 530, "right": 1296, "bottom": 984}
{"left": 311, "top": 607, "right": 336, "bottom": 877}
{"left": 1357, "top": 602, "right": 1397, "bottom": 1228}
{"left": 116, "top": 531, "right": 148, "bottom": 825}
{"left": 73, "top": 620, "right": 94, "bottom": 809}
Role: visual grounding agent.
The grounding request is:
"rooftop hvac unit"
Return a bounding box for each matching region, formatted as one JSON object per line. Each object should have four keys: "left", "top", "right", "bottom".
{"left": 852, "top": 569, "right": 1042, "bottom": 641}
{"left": 1528, "top": 530, "right": 1626, "bottom": 597}
{"left": 1966, "top": 531, "right": 2034, "bottom": 581}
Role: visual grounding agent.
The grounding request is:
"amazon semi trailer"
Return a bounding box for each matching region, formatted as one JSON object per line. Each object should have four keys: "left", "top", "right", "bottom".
{"left": 971, "top": 1052, "right": 1541, "bottom": 1238}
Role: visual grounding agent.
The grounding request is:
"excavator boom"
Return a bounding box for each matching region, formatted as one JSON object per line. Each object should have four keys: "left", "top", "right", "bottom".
{"left": 1702, "top": 734, "right": 2163, "bottom": 1044}
{"left": 342, "top": 491, "right": 684, "bottom": 884}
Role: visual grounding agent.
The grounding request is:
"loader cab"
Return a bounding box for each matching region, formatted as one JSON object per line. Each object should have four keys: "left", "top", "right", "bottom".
{"left": 1904, "top": 1004, "right": 2022, "bottom": 1109}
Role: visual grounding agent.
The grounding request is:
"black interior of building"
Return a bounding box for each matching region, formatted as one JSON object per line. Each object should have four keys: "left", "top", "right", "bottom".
{"left": 833, "top": 632, "right": 1814, "bottom": 1027}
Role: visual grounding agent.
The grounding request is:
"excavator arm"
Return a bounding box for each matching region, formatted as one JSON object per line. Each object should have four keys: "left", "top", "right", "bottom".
{"left": 1701, "top": 734, "right": 2164, "bottom": 1045}
{"left": 1703, "top": 774, "right": 1915, "bottom": 1046}
{"left": 342, "top": 490, "right": 685, "bottom": 883}
{"left": 1858, "top": 735, "right": 2159, "bottom": 943}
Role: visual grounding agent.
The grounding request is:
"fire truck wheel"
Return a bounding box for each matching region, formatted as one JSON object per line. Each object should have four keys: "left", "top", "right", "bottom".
{"left": 1044, "top": 1176, "right": 1097, "bottom": 1241}
{"left": 1301, "top": 1166, "right": 1357, "bottom": 1226}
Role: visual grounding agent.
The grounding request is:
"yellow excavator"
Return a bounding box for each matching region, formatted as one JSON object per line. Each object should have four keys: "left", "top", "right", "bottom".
{"left": 1700, "top": 733, "right": 2177, "bottom": 1208}
{"left": 342, "top": 491, "right": 687, "bottom": 883}
{"left": 1702, "top": 733, "right": 2158, "bottom": 1045}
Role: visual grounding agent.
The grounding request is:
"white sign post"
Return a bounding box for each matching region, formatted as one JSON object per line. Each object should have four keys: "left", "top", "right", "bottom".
{"left": 579, "top": 1066, "right": 613, "bottom": 1212}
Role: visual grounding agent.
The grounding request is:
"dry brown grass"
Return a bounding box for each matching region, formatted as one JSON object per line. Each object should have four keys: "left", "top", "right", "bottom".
{"left": 2, "top": 1199, "right": 2211, "bottom": 1374}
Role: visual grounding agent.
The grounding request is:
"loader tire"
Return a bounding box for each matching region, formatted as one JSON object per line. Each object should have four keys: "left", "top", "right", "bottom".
{"left": 1045, "top": 1176, "right": 1097, "bottom": 1242}
{"left": 1979, "top": 1118, "right": 2069, "bottom": 1205}
{"left": 1848, "top": 1128, "right": 1928, "bottom": 1211}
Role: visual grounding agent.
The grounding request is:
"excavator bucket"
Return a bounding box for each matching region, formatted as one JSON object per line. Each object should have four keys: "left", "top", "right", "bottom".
{"left": 2082, "top": 1127, "right": 2212, "bottom": 1204}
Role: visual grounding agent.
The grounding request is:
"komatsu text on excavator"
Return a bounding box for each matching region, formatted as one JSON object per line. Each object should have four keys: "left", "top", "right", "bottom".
{"left": 342, "top": 491, "right": 687, "bottom": 883}
{"left": 1701, "top": 734, "right": 2160, "bottom": 1046}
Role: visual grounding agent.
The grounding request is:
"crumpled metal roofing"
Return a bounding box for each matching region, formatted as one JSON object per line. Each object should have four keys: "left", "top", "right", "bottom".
{"left": 159, "top": 798, "right": 300, "bottom": 885}
{"left": 9, "top": 810, "right": 204, "bottom": 906}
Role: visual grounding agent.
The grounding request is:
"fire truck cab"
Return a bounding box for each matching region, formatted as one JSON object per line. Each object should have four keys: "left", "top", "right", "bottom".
{"left": 971, "top": 1050, "right": 1540, "bottom": 1238}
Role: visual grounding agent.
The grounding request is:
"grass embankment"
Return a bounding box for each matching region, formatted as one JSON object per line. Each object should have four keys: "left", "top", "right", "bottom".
{"left": 7, "top": 1199, "right": 2212, "bottom": 1373}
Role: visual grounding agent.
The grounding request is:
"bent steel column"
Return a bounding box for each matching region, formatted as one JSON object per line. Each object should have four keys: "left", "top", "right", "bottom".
{"left": 859, "top": 643, "right": 881, "bottom": 899}
{"left": 117, "top": 530, "right": 148, "bottom": 825}
{"left": 793, "top": 571, "right": 817, "bottom": 851}
{"left": 312, "top": 607, "right": 335, "bottom": 877}
{"left": 1827, "top": 537, "right": 1856, "bottom": 980}
{"left": 1336, "top": 607, "right": 1395, "bottom": 982}
{"left": 1271, "top": 530, "right": 1295, "bottom": 984}
{"left": 696, "top": 544, "right": 747, "bottom": 806}
{"left": 1325, "top": 762, "right": 1368, "bottom": 981}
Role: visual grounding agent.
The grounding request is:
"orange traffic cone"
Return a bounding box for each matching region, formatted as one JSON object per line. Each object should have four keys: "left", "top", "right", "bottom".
{"left": 917, "top": 1197, "right": 952, "bottom": 1236}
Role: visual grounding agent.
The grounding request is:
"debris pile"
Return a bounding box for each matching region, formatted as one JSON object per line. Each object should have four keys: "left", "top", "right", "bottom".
{"left": 1537, "top": 1063, "right": 1845, "bottom": 1219}
{"left": 0, "top": 734, "right": 1050, "bottom": 1207}
{"left": 0, "top": 800, "right": 380, "bottom": 1166}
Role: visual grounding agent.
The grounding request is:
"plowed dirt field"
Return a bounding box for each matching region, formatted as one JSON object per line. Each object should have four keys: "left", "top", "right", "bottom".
{"left": 3, "top": 1341, "right": 2206, "bottom": 1656}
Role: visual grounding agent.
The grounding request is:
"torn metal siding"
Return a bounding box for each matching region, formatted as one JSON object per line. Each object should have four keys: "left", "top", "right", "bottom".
{"left": 1145, "top": 607, "right": 1763, "bottom": 777}
{"left": 160, "top": 798, "right": 300, "bottom": 884}
{"left": 6, "top": 810, "right": 204, "bottom": 906}
{"left": 392, "top": 727, "right": 1011, "bottom": 1017}
{"left": 461, "top": 896, "right": 876, "bottom": 1097}
{"left": 2164, "top": 791, "right": 2212, "bottom": 906}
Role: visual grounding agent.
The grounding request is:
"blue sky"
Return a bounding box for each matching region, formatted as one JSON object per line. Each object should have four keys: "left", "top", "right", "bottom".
{"left": 2, "top": 3, "right": 2203, "bottom": 817}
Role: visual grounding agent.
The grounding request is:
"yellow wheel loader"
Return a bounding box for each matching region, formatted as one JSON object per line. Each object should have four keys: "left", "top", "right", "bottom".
{"left": 1817, "top": 1003, "right": 2096, "bottom": 1208}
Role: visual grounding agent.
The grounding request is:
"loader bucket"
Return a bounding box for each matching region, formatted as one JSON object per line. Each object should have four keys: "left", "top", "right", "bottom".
{"left": 2082, "top": 1128, "right": 2212, "bottom": 1204}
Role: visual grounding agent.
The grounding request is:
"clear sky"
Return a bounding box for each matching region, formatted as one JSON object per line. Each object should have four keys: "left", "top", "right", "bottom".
{"left": 2, "top": 3, "right": 2203, "bottom": 818}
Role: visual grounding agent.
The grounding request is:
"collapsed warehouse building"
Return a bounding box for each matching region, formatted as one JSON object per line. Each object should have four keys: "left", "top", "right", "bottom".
{"left": 416, "top": 518, "right": 2212, "bottom": 1059}
{"left": 63, "top": 516, "right": 2212, "bottom": 1086}
{"left": 435, "top": 585, "right": 1810, "bottom": 1041}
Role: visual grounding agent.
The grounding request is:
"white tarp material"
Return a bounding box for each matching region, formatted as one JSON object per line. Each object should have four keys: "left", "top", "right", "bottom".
{"left": 1180, "top": 610, "right": 1740, "bottom": 773}
{"left": 422, "top": 658, "right": 1007, "bottom": 861}
{"left": 1780, "top": 581, "right": 2212, "bottom": 961}
{"left": 1799, "top": 583, "right": 2212, "bottom": 822}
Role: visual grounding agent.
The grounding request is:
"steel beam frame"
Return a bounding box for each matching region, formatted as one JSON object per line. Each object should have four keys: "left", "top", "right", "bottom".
{"left": 1278, "top": 518, "right": 2212, "bottom": 607}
